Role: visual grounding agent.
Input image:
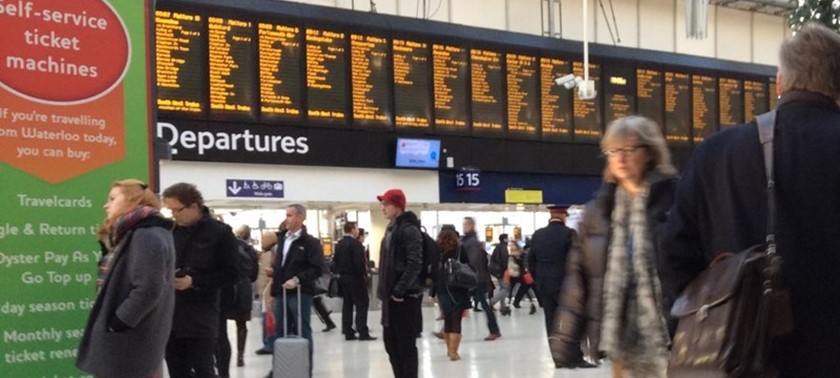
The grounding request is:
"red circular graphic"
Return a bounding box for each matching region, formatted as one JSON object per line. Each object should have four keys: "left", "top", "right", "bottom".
{"left": 0, "top": 0, "right": 130, "bottom": 104}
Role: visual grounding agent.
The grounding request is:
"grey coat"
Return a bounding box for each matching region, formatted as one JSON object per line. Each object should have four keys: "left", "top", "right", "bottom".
{"left": 77, "top": 223, "right": 175, "bottom": 378}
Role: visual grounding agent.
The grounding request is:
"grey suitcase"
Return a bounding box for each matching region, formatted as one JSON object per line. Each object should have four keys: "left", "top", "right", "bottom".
{"left": 273, "top": 286, "right": 311, "bottom": 377}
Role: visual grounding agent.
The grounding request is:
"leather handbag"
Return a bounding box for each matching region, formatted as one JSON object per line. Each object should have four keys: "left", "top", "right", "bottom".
{"left": 668, "top": 111, "right": 793, "bottom": 377}
{"left": 522, "top": 271, "right": 535, "bottom": 285}
{"left": 443, "top": 247, "right": 477, "bottom": 290}
{"left": 327, "top": 274, "right": 341, "bottom": 298}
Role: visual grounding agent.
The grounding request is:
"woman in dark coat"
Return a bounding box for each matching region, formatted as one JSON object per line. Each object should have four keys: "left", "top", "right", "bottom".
{"left": 435, "top": 228, "right": 472, "bottom": 361}
{"left": 77, "top": 179, "right": 176, "bottom": 378}
{"left": 549, "top": 116, "right": 677, "bottom": 377}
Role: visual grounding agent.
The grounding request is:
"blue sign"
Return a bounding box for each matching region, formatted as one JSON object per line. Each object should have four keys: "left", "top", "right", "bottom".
{"left": 455, "top": 168, "right": 481, "bottom": 192}
{"left": 226, "top": 179, "right": 285, "bottom": 198}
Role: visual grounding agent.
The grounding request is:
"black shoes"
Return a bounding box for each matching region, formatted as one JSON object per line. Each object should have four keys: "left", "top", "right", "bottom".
{"left": 345, "top": 334, "right": 358, "bottom": 341}
{"left": 322, "top": 324, "right": 336, "bottom": 332}
{"left": 236, "top": 356, "right": 244, "bottom": 367}
{"left": 529, "top": 304, "right": 537, "bottom": 315}
{"left": 255, "top": 348, "right": 272, "bottom": 355}
{"left": 358, "top": 334, "right": 378, "bottom": 341}
{"left": 500, "top": 307, "right": 511, "bottom": 316}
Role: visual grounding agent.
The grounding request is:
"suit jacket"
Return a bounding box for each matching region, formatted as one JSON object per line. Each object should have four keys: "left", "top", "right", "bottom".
{"left": 333, "top": 235, "right": 367, "bottom": 277}
{"left": 661, "top": 90, "right": 840, "bottom": 377}
{"left": 462, "top": 231, "right": 492, "bottom": 289}
{"left": 271, "top": 227, "right": 324, "bottom": 296}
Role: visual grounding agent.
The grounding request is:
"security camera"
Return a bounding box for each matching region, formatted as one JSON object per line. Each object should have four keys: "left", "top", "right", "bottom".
{"left": 554, "top": 74, "right": 583, "bottom": 90}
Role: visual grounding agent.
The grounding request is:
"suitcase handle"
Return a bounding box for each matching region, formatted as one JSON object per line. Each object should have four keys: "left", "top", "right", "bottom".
{"left": 281, "top": 284, "right": 303, "bottom": 337}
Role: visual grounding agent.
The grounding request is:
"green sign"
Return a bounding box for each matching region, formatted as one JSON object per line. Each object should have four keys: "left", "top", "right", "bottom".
{"left": 0, "top": 0, "right": 152, "bottom": 376}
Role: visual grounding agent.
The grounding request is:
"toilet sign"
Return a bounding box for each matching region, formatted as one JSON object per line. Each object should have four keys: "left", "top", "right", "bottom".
{"left": 226, "top": 179, "right": 285, "bottom": 198}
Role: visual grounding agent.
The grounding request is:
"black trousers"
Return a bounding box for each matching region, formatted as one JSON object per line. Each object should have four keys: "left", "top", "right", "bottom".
{"left": 340, "top": 275, "right": 371, "bottom": 336}
{"left": 537, "top": 288, "right": 559, "bottom": 334}
{"left": 383, "top": 297, "right": 421, "bottom": 378}
{"left": 166, "top": 336, "right": 216, "bottom": 378}
{"left": 472, "top": 285, "right": 500, "bottom": 334}
{"left": 443, "top": 309, "right": 463, "bottom": 333}
{"left": 313, "top": 296, "right": 336, "bottom": 328}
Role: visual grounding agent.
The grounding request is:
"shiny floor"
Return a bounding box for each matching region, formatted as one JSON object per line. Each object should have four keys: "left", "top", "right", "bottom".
{"left": 171, "top": 300, "right": 612, "bottom": 378}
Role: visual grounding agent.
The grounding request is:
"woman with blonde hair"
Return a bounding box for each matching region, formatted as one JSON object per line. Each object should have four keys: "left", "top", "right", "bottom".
{"left": 77, "top": 179, "right": 176, "bottom": 378}
{"left": 550, "top": 116, "right": 677, "bottom": 377}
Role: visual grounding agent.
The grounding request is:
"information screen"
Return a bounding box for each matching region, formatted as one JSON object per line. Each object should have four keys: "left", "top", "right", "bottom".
{"left": 208, "top": 16, "right": 256, "bottom": 120}
{"left": 744, "top": 80, "right": 768, "bottom": 121}
{"left": 306, "top": 28, "right": 347, "bottom": 122}
{"left": 604, "top": 64, "right": 635, "bottom": 125}
{"left": 506, "top": 53, "right": 539, "bottom": 139}
{"left": 769, "top": 78, "right": 779, "bottom": 110}
{"left": 572, "top": 62, "right": 602, "bottom": 140}
{"left": 664, "top": 72, "right": 690, "bottom": 143}
{"left": 637, "top": 68, "right": 664, "bottom": 130}
{"left": 540, "top": 57, "right": 572, "bottom": 141}
{"left": 433, "top": 44, "right": 469, "bottom": 132}
{"left": 692, "top": 74, "right": 716, "bottom": 143}
{"left": 155, "top": 10, "right": 205, "bottom": 114}
{"left": 258, "top": 23, "right": 302, "bottom": 121}
{"left": 351, "top": 34, "right": 391, "bottom": 128}
{"left": 719, "top": 77, "right": 743, "bottom": 128}
{"left": 471, "top": 49, "right": 504, "bottom": 135}
{"left": 393, "top": 39, "right": 431, "bottom": 129}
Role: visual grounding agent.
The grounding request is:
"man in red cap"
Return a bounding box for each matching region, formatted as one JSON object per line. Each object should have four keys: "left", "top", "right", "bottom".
{"left": 375, "top": 189, "right": 424, "bottom": 378}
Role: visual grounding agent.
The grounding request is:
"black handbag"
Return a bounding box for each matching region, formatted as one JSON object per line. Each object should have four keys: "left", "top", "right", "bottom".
{"left": 327, "top": 274, "right": 341, "bottom": 298}
{"left": 667, "top": 111, "right": 794, "bottom": 377}
{"left": 443, "top": 247, "right": 477, "bottom": 290}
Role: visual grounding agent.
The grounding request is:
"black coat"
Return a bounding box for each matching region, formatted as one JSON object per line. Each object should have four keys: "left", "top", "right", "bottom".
{"left": 489, "top": 242, "right": 509, "bottom": 278}
{"left": 171, "top": 211, "right": 239, "bottom": 338}
{"left": 332, "top": 235, "right": 367, "bottom": 277}
{"left": 462, "top": 231, "right": 492, "bottom": 290}
{"left": 221, "top": 239, "right": 259, "bottom": 319}
{"left": 527, "top": 220, "right": 575, "bottom": 298}
{"left": 435, "top": 246, "right": 472, "bottom": 313}
{"left": 377, "top": 211, "right": 424, "bottom": 300}
{"left": 270, "top": 227, "right": 324, "bottom": 296}
{"left": 661, "top": 91, "right": 840, "bottom": 377}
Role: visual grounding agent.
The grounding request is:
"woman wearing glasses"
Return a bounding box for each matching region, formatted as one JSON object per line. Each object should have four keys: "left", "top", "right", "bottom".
{"left": 77, "top": 179, "right": 176, "bottom": 378}
{"left": 550, "top": 116, "right": 677, "bottom": 377}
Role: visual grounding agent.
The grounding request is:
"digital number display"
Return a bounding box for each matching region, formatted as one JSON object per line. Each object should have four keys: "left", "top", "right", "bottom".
{"left": 540, "top": 58, "right": 572, "bottom": 141}
{"left": 572, "top": 62, "right": 602, "bottom": 140}
{"left": 306, "top": 28, "right": 347, "bottom": 122}
{"left": 155, "top": 11, "right": 205, "bottom": 114}
{"left": 471, "top": 49, "right": 504, "bottom": 135}
{"left": 719, "top": 77, "right": 743, "bottom": 128}
{"left": 351, "top": 34, "right": 391, "bottom": 128}
{"left": 637, "top": 68, "right": 664, "bottom": 130}
{"left": 665, "top": 72, "right": 690, "bottom": 143}
{"left": 258, "top": 23, "right": 302, "bottom": 120}
{"left": 692, "top": 74, "right": 716, "bottom": 143}
{"left": 208, "top": 16, "right": 256, "bottom": 120}
{"left": 506, "top": 53, "right": 538, "bottom": 139}
{"left": 433, "top": 44, "right": 469, "bottom": 132}
{"left": 393, "top": 39, "right": 431, "bottom": 129}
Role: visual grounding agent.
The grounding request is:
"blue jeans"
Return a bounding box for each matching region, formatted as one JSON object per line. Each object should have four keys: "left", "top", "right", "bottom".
{"left": 273, "top": 291, "right": 313, "bottom": 372}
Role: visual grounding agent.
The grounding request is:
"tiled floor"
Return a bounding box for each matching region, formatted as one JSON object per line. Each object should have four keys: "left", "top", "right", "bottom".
{"left": 197, "top": 300, "right": 613, "bottom": 378}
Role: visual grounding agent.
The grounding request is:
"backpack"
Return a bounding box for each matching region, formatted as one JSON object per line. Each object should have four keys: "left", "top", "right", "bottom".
{"left": 418, "top": 226, "right": 441, "bottom": 287}
{"left": 235, "top": 239, "right": 259, "bottom": 283}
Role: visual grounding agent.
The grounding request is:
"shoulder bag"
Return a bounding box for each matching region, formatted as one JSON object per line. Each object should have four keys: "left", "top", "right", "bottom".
{"left": 443, "top": 246, "right": 477, "bottom": 290}
{"left": 668, "top": 111, "right": 794, "bottom": 377}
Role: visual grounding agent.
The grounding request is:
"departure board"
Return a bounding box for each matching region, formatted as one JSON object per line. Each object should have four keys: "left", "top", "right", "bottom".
{"left": 664, "top": 72, "right": 691, "bottom": 143}
{"left": 506, "top": 53, "right": 539, "bottom": 139}
{"left": 572, "top": 62, "right": 602, "bottom": 140}
{"left": 471, "top": 49, "right": 504, "bottom": 135}
{"left": 692, "top": 75, "right": 716, "bottom": 143}
{"left": 258, "top": 23, "right": 302, "bottom": 120}
{"left": 540, "top": 58, "right": 572, "bottom": 141}
{"left": 433, "top": 44, "right": 469, "bottom": 132}
{"left": 208, "top": 17, "right": 255, "bottom": 119}
{"left": 156, "top": 11, "right": 205, "bottom": 114}
{"left": 351, "top": 34, "right": 391, "bottom": 128}
{"left": 719, "top": 77, "right": 743, "bottom": 128}
{"left": 637, "top": 69, "right": 664, "bottom": 130}
{"left": 769, "top": 79, "right": 779, "bottom": 110}
{"left": 604, "top": 65, "right": 635, "bottom": 125}
{"left": 744, "top": 80, "right": 768, "bottom": 121}
{"left": 306, "top": 28, "right": 347, "bottom": 122}
{"left": 393, "top": 39, "right": 431, "bottom": 129}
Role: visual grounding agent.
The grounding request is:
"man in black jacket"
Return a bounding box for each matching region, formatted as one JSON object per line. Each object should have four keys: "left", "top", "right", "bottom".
{"left": 489, "top": 233, "right": 509, "bottom": 280}
{"left": 333, "top": 221, "right": 376, "bottom": 341}
{"left": 376, "top": 189, "right": 423, "bottom": 378}
{"left": 265, "top": 204, "right": 323, "bottom": 377}
{"left": 463, "top": 217, "right": 501, "bottom": 340}
{"left": 661, "top": 24, "right": 840, "bottom": 378}
{"left": 528, "top": 205, "right": 575, "bottom": 334}
{"left": 162, "top": 183, "right": 240, "bottom": 378}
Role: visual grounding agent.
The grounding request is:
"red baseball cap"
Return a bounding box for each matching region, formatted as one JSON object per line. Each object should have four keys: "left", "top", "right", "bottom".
{"left": 377, "top": 189, "right": 406, "bottom": 210}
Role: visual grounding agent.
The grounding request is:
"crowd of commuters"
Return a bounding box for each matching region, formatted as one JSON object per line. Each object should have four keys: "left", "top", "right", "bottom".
{"left": 74, "top": 23, "right": 839, "bottom": 378}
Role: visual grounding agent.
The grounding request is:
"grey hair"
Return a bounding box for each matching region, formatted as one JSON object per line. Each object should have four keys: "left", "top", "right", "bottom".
{"left": 235, "top": 224, "right": 251, "bottom": 240}
{"left": 287, "top": 204, "right": 307, "bottom": 219}
{"left": 600, "top": 115, "right": 677, "bottom": 182}
{"left": 779, "top": 23, "right": 840, "bottom": 100}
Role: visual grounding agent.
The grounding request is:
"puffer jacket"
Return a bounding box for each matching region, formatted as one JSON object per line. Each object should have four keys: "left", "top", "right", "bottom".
{"left": 549, "top": 172, "right": 676, "bottom": 365}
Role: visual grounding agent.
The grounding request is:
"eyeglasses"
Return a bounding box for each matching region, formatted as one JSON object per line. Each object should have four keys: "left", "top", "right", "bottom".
{"left": 170, "top": 205, "right": 187, "bottom": 214}
{"left": 602, "top": 145, "right": 645, "bottom": 158}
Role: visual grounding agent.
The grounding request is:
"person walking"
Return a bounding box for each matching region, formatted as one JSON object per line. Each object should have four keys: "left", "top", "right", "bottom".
{"left": 462, "top": 217, "right": 501, "bottom": 341}
{"left": 435, "top": 228, "right": 472, "bottom": 361}
{"left": 376, "top": 189, "right": 424, "bottom": 378}
{"left": 77, "top": 179, "right": 176, "bottom": 378}
{"left": 661, "top": 24, "right": 840, "bottom": 378}
{"left": 528, "top": 205, "right": 576, "bottom": 334}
